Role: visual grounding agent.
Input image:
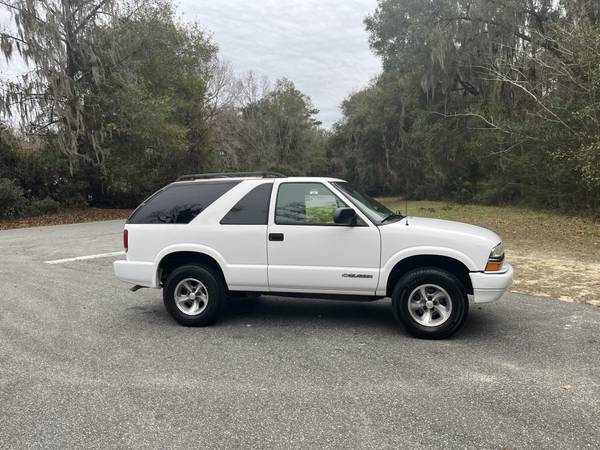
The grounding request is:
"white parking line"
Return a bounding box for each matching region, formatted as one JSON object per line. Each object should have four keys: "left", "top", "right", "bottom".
{"left": 44, "top": 251, "right": 125, "bottom": 265}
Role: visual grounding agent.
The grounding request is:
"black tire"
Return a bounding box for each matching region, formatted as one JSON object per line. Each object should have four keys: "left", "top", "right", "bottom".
{"left": 391, "top": 267, "right": 469, "bottom": 339}
{"left": 163, "top": 264, "right": 225, "bottom": 326}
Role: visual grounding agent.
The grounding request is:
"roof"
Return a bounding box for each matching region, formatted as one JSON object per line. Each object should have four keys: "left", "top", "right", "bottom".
{"left": 176, "top": 171, "right": 285, "bottom": 181}
{"left": 174, "top": 172, "right": 345, "bottom": 183}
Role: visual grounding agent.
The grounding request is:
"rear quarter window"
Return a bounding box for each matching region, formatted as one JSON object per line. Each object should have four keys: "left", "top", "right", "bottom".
{"left": 220, "top": 183, "right": 273, "bottom": 225}
{"left": 128, "top": 180, "right": 240, "bottom": 224}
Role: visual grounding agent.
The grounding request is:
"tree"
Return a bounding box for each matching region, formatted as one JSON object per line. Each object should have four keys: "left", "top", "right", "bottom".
{"left": 331, "top": 0, "right": 600, "bottom": 210}
{"left": 226, "top": 76, "right": 327, "bottom": 175}
{"left": 87, "top": 0, "right": 219, "bottom": 205}
{"left": 0, "top": 0, "right": 332, "bottom": 212}
{"left": 0, "top": 0, "right": 118, "bottom": 169}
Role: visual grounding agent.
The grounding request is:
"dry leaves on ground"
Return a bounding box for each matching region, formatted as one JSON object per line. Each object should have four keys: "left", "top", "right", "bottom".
{"left": 0, "top": 208, "right": 131, "bottom": 230}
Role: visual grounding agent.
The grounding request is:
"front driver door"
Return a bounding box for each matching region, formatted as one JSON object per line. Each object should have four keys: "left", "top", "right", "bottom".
{"left": 267, "top": 181, "right": 381, "bottom": 295}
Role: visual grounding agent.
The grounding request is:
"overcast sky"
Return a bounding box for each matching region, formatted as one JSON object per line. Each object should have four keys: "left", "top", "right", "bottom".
{"left": 0, "top": 0, "right": 381, "bottom": 127}
{"left": 181, "top": 0, "right": 381, "bottom": 127}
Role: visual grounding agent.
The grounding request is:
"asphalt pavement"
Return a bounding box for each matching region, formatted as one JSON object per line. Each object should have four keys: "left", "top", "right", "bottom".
{"left": 0, "top": 220, "right": 599, "bottom": 449}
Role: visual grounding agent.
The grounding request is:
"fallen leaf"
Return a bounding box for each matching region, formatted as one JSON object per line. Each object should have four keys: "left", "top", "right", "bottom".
{"left": 563, "top": 384, "right": 572, "bottom": 391}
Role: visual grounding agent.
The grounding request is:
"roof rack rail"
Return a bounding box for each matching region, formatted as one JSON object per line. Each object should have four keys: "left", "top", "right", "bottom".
{"left": 176, "top": 171, "right": 287, "bottom": 182}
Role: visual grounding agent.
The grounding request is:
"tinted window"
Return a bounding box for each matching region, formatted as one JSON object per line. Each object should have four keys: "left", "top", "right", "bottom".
{"left": 220, "top": 183, "right": 273, "bottom": 225}
{"left": 128, "top": 181, "right": 240, "bottom": 224}
{"left": 275, "top": 183, "right": 347, "bottom": 225}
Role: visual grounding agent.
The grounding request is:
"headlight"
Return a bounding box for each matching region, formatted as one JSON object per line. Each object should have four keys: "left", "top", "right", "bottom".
{"left": 485, "top": 243, "right": 504, "bottom": 271}
{"left": 489, "top": 242, "right": 505, "bottom": 261}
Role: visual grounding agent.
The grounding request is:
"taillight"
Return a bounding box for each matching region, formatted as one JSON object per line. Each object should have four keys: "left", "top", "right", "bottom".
{"left": 123, "top": 229, "right": 128, "bottom": 252}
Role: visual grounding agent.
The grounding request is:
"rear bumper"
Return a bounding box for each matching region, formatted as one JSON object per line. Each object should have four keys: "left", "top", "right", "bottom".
{"left": 469, "top": 263, "right": 513, "bottom": 304}
{"left": 113, "top": 260, "right": 158, "bottom": 288}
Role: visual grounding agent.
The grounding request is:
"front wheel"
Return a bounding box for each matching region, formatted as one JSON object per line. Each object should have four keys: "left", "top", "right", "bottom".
{"left": 392, "top": 268, "right": 469, "bottom": 339}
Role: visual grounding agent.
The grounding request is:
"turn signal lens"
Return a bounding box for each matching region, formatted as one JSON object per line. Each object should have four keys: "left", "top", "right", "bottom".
{"left": 485, "top": 261, "right": 503, "bottom": 271}
{"left": 123, "top": 229, "right": 128, "bottom": 252}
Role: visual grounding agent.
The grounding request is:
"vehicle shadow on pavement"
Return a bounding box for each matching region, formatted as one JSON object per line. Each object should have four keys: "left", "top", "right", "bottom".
{"left": 454, "top": 307, "right": 508, "bottom": 340}
{"left": 223, "top": 296, "right": 510, "bottom": 340}
{"left": 125, "top": 293, "right": 506, "bottom": 340}
{"left": 223, "top": 295, "right": 399, "bottom": 333}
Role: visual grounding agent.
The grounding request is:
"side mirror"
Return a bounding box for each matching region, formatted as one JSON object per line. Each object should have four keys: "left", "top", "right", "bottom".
{"left": 333, "top": 207, "right": 357, "bottom": 225}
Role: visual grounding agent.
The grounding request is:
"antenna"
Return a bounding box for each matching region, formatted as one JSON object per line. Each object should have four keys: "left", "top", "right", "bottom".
{"left": 405, "top": 175, "right": 409, "bottom": 226}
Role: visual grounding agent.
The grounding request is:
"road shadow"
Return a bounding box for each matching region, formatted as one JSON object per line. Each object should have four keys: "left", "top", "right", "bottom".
{"left": 125, "top": 293, "right": 509, "bottom": 340}
{"left": 224, "top": 296, "right": 510, "bottom": 338}
{"left": 453, "top": 306, "right": 512, "bottom": 341}
{"left": 223, "top": 295, "right": 400, "bottom": 334}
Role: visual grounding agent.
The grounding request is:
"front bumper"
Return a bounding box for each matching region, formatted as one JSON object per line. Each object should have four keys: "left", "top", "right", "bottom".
{"left": 469, "top": 263, "right": 513, "bottom": 304}
{"left": 113, "top": 260, "right": 158, "bottom": 288}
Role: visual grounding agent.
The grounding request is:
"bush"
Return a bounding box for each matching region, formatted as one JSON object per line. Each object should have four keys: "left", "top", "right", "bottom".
{"left": 24, "top": 197, "right": 62, "bottom": 216}
{"left": 0, "top": 178, "right": 27, "bottom": 218}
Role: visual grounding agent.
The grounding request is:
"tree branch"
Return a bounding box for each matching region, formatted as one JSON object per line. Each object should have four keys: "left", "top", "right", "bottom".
{"left": 483, "top": 66, "right": 576, "bottom": 133}
{"left": 431, "top": 111, "right": 511, "bottom": 134}
{"left": 74, "top": 0, "right": 112, "bottom": 34}
{"left": 0, "top": 31, "right": 26, "bottom": 45}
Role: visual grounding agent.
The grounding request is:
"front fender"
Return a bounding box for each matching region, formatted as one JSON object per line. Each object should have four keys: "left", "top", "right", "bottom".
{"left": 377, "top": 246, "right": 478, "bottom": 295}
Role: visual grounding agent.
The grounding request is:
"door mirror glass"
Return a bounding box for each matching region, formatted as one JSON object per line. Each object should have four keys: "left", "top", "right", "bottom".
{"left": 333, "top": 207, "right": 357, "bottom": 225}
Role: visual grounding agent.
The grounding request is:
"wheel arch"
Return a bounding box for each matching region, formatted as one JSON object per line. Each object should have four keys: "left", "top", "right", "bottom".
{"left": 384, "top": 254, "right": 474, "bottom": 297}
{"left": 157, "top": 250, "right": 228, "bottom": 289}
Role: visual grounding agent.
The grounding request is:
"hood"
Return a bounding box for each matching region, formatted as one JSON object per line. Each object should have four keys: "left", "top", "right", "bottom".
{"left": 379, "top": 216, "right": 503, "bottom": 271}
{"left": 400, "top": 216, "right": 501, "bottom": 245}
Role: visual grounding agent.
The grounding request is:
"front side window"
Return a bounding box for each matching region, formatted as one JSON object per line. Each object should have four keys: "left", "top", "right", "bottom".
{"left": 220, "top": 183, "right": 273, "bottom": 225}
{"left": 275, "top": 183, "right": 348, "bottom": 225}
{"left": 128, "top": 180, "right": 240, "bottom": 224}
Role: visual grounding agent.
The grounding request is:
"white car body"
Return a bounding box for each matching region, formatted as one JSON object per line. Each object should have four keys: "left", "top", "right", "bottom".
{"left": 114, "top": 176, "right": 513, "bottom": 303}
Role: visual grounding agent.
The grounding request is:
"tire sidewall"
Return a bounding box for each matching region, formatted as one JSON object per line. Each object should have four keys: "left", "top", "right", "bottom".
{"left": 392, "top": 268, "right": 468, "bottom": 339}
{"left": 163, "top": 265, "right": 224, "bottom": 326}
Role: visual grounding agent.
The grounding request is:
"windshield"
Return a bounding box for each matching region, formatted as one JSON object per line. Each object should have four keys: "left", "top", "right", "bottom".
{"left": 332, "top": 182, "right": 399, "bottom": 225}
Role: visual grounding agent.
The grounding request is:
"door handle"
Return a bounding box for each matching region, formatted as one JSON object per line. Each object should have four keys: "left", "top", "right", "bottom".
{"left": 269, "top": 233, "right": 284, "bottom": 241}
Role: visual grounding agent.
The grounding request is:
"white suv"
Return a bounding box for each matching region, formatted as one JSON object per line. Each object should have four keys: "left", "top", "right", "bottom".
{"left": 114, "top": 172, "right": 512, "bottom": 339}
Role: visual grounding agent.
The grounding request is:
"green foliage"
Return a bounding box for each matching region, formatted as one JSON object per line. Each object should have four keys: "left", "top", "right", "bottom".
{"left": 0, "top": 178, "right": 26, "bottom": 218}
{"left": 0, "top": 126, "right": 19, "bottom": 178}
{"left": 80, "top": 1, "right": 220, "bottom": 206}
{"left": 24, "top": 198, "right": 61, "bottom": 216}
{"left": 0, "top": 129, "right": 88, "bottom": 217}
{"left": 0, "top": 1, "right": 327, "bottom": 214}
{"left": 331, "top": 0, "right": 600, "bottom": 212}
{"left": 1, "top": 0, "right": 598, "bottom": 217}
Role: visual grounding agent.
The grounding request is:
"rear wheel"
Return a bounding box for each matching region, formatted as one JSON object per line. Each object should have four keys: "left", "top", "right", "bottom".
{"left": 392, "top": 267, "right": 468, "bottom": 339}
{"left": 163, "top": 264, "right": 225, "bottom": 326}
